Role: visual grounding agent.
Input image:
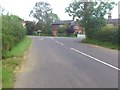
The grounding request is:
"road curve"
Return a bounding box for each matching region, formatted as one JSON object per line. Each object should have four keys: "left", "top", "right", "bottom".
{"left": 14, "top": 36, "right": 118, "bottom": 88}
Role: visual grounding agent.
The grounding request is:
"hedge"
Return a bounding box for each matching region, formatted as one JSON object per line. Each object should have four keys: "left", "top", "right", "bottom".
{"left": 88, "top": 25, "right": 118, "bottom": 44}
{"left": 2, "top": 15, "right": 26, "bottom": 53}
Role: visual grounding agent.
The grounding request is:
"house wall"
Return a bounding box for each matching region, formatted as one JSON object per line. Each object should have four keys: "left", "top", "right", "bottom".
{"left": 51, "top": 25, "right": 59, "bottom": 36}
{"left": 51, "top": 24, "right": 84, "bottom": 36}
{"left": 74, "top": 24, "right": 83, "bottom": 34}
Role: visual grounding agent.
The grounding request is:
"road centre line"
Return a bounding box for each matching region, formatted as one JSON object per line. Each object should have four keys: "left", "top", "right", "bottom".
{"left": 71, "top": 48, "right": 120, "bottom": 71}
{"left": 55, "top": 41, "right": 63, "bottom": 46}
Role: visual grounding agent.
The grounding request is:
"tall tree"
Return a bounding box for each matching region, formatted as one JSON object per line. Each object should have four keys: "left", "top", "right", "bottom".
{"left": 43, "top": 11, "right": 59, "bottom": 34}
{"left": 30, "top": 2, "right": 59, "bottom": 35}
{"left": 29, "top": 2, "right": 52, "bottom": 21}
{"left": 65, "top": 0, "right": 116, "bottom": 38}
{"left": 48, "top": 12, "right": 60, "bottom": 22}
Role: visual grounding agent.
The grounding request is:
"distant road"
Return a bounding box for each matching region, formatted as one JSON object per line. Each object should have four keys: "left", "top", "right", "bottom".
{"left": 14, "top": 36, "right": 118, "bottom": 88}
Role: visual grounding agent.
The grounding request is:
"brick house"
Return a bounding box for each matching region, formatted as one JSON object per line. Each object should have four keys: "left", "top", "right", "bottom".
{"left": 51, "top": 20, "right": 83, "bottom": 36}
{"left": 73, "top": 23, "right": 83, "bottom": 34}
{"left": 51, "top": 25, "right": 59, "bottom": 36}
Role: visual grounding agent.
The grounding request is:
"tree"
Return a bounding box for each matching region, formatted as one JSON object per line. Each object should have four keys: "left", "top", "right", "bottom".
{"left": 58, "top": 23, "right": 69, "bottom": 34}
{"left": 25, "top": 21, "right": 35, "bottom": 35}
{"left": 29, "top": 2, "right": 52, "bottom": 21}
{"left": 30, "top": 2, "right": 59, "bottom": 35}
{"left": 48, "top": 12, "right": 60, "bottom": 22}
{"left": 65, "top": 0, "right": 116, "bottom": 39}
{"left": 44, "top": 12, "right": 60, "bottom": 34}
{"left": 34, "top": 20, "right": 44, "bottom": 30}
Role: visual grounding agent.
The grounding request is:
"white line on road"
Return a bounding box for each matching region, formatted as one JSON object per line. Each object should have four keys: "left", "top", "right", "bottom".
{"left": 71, "top": 48, "right": 120, "bottom": 71}
{"left": 41, "top": 38, "right": 44, "bottom": 40}
{"left": 55, "top": 41, "right": 64, "bottom": 46}
{"left": 50, "top": 37, "right": 54, "bottom": 40}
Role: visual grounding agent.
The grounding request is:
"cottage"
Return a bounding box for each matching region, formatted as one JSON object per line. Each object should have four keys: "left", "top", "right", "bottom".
{"left": 51, "top": 20, "right": 83, "bottom": 36}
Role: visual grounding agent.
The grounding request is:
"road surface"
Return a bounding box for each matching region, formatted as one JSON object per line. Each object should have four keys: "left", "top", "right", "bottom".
{"left": 14, "top": 36, "right": 119, "bottom": 88}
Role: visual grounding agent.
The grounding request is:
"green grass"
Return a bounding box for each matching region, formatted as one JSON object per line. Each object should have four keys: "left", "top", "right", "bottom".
{"left": 2, "top": 36, "right": 31, "bottom": 88}
{"left": 0, "top": 61, "right": 2, "bottom": 89}
{"left": 3, "top": 37, "right": 31, "bottom": 58}
{"left": 2, "top": 58, "right": 21, "bottom": 88}
{"left": 2, "top": 66, "right": 13, "bottom": 88}
{"left": 82, "top": 38, "right": 119, "bottom": 50}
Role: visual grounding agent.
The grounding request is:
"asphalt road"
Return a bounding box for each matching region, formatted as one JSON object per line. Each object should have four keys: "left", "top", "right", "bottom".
{"left": 14, "top": 36, "right": 119, "bottom": 88}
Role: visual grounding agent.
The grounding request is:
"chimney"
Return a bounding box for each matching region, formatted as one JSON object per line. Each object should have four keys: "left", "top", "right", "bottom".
{"left": 108, "top": 12, "right": 112, "bottom": 19}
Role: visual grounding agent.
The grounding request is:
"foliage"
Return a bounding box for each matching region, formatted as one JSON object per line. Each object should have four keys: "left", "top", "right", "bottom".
{"left": 44, "top": 20, "right": 52, "bottom": 34}
{"left": 30, "top": 2, "right": 59, "bottom": 35}
{"left": 58, "top": 26, "right": 65, "bottom": 33}
{"left": 34, "top": 20, "right": 44, "bottom": 31}
{"left": 48, "top": 12, "right": 59, "bottom": 22}
{"left": 58, "top": 23, "right": 69, "bottom": 33}
{"left": 25, "top": 21, "right": 35, "bottom": 35}
{"left": 95, "top": 26, "right": 118, "bottom": 44}
{"left": 29, "top": 2, "right": 52, "bottom": 21}
{"left": 2, "top": 65, "right": 13, "bottom": 88}
{"left": 82, "top": 38, "right": 119, "bottom": 50}
{"left": 2, "top": 37, "right": 31, "bottom": 88}
{"left": 57, "top": 23, "right": 74, "bottom": 35}
{"left": 65, "top": 25, "right": 74, "bottom": 34}
{"left": 65, "top": 0, "right": 116, "bottom": 38}
{"left": 58, "top": 33, "right": 76, "bottom": 37}
{"left": 2, "top": 58, "right": 21, "bottom": 88}
{"left": 2, "top": 14, "right": 26, "bottom": 52}
{"left": 82, "top": 25, "right": 119, "bottom": 50}
{"left": 43, "top": 12, "right": 59, "bottom": 34}
{"left": 3, "top": 37, "right": 31, "bottom": 59}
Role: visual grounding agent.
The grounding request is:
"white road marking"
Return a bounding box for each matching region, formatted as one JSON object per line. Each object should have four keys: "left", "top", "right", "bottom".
{"left": 71, "top": 48, "right": 120, "bottom": 71}
{"left": 41, "top": 38, "right": 44, "bottom": 40}
{"left": 51, "top": 38, "right": 53, "bottom": 40}
{"left": 60, "top": 43, "right": 63, "bottom": 46}
{"left": 55, "top": 41, "right": 64, "bottom": 46}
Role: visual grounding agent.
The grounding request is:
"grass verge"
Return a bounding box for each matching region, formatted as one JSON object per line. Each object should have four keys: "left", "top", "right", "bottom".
{"left": 82, "top": 38, "right": 119, "bottom": 50}
{"left": 2, "top": 36, "right": 31, "bottom": 88}
{"left": 3, "top": 37, "right": 31, "bottom": 58}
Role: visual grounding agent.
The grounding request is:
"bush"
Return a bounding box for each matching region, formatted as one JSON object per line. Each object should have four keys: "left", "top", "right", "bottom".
{"left": 95, "top": 26, "right": 118, "bottom": 44}
{"left": 2, "top": 15, "right": 26, "bottom": 52}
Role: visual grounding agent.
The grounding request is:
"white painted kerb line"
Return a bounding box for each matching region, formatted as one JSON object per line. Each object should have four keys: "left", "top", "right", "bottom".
{"left": 71, "top": 48, "right": 120, "bottom": 71}
{"left": 55, "top": 41, "right": 63, "bottom": 45}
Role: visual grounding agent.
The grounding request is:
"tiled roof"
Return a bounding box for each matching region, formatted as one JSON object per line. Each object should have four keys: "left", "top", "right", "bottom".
{"left": 52, "top": 20, "right": 74, "bottom": 25}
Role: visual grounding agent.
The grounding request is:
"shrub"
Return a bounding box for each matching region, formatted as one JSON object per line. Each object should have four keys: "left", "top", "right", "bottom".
{"left": 2, "top": 15, "right": 26, "bottom": 53}
{"left": 95, "top": 26, "right": 118, "bottom": 44}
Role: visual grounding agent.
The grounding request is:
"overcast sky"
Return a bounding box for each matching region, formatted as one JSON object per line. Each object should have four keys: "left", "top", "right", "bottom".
{"left": 0, "top": 0, "right": 119, "bottom": 21}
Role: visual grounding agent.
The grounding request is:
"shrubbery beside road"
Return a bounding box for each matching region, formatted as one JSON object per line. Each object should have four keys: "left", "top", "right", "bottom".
{"left": 2, "top": 15, "right": 26, "bottom": 54}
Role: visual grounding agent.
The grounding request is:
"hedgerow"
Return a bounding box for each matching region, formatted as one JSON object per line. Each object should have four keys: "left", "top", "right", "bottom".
{"left": 2, "top": 14, "right": 26, "bottom": 53}
{"left": 88, "top": 25, "right": 118, "bottom": 45}
{"left": 95, "top": 26, "right": 118, "bottom": 44}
